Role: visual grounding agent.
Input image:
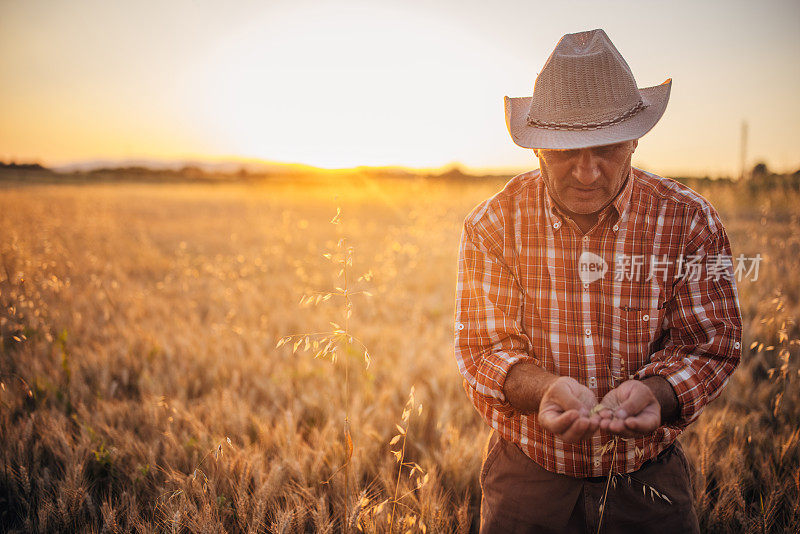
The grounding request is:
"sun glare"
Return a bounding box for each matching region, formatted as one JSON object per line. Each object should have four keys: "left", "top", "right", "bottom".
{"left": 189, "top": 3, "right": 503, "bottom": 169}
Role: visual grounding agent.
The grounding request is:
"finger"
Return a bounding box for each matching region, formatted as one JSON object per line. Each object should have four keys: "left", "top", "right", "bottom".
{"left": 616, "top": 390, "right": 654, "bottom": 419}
{"left": 588, "top": 414, "right": 601, "bottom": 428}
{"left": 625, "top": 413, "right": 660, "bottom": 434}
{"left": 580, "top": 417, "right": 601, "bottom": 440}
{"left": 608, "top": 418, "right": 628, "bottom": 435}
{"left": 574, "top": 420, "right": 597, "bottom": 442}
{"left": 560, "top": 417, "right": 590, "bottom": 443}
{"left": 540, "top": 409, "right": 579, "bottom": 435}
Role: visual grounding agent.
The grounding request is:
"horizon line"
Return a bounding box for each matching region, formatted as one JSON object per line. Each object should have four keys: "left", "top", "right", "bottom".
{"left": 2, "top": 154, "right": 796, "bottom": 179}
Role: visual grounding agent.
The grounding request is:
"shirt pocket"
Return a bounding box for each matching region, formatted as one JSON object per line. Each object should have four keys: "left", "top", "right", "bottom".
{"left": 613, "top": 301, "right": 667, "bottom": 383}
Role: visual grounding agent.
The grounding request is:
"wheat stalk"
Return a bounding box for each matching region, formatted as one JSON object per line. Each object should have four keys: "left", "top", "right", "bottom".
{"left": 387, "top": 386, "right": 428, "bottom": 534}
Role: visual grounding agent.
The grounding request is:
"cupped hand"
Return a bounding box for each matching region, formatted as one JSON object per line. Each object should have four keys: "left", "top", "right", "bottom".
{"left": 538, "top": 377, "right": 601, "bottom": 443}
{"left": 598, "top": 379, "right": 661, "bottom": 438}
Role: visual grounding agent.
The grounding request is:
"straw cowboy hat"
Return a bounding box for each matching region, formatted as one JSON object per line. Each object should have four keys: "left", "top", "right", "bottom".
{"left": 505, "top": 29, "right": 671, "bottom": 150}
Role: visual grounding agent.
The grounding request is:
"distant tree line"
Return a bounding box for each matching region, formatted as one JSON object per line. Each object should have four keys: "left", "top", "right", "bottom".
{"left": 2, "top": 160, "right": 800, "bottom": 190}
{"left": 745, "top": 161, "right": 800, "bottom": 192}
{"left": 0, "top": 161, "right": 47, "bottom": 171}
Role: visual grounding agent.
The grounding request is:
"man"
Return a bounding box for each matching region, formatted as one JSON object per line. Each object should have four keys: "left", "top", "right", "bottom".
{"left": 454, "top": 29, "right": 742, "bottom": 533}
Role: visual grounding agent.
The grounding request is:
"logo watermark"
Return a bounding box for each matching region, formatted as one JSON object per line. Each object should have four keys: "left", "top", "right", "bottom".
{"left": 579, "top": 253, "right": 762, "bottom": 284}
{"left": 578, "top": 251, "right": 608, "bottom": 284}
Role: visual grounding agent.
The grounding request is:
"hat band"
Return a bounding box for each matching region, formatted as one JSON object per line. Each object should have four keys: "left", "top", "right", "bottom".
{"left": 526, "top": 100, "right": 647, "bottom": 131}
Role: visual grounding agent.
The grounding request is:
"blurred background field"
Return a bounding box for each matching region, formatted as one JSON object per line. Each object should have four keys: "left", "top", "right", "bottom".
{"left": 1, "top": 170, "right": 799, "bottom": 533}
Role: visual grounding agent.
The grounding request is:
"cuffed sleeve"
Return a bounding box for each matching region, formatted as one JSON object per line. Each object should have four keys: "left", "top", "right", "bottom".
{"left": 454, "top": 210, "right": 536, "bottom": 419}
{"left": 635, "top": 228, "right": 742, "bottom": 429}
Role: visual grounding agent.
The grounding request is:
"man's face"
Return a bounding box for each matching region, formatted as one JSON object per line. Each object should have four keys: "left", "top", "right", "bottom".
{"left": 535, "top": 140, "right": 637, "bottom": 216}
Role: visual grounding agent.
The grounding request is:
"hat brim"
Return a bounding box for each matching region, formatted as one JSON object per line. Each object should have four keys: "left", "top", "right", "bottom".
{"left": 504, "top": 78, "right": 671, "bottom": 150}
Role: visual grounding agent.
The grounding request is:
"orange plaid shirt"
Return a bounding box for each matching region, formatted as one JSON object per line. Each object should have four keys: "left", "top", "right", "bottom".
{"left": 454, "top": 167, "right": 742, "bottom": 477}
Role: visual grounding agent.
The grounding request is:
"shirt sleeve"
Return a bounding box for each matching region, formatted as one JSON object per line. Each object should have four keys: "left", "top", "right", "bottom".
{"left": 635, "top": 227, "right": 742, "bottom": 429}
{"left": 454, "top": 214, "right": 537, "bottom": 419}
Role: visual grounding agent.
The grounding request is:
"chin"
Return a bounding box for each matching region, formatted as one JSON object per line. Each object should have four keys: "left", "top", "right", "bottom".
{"left": 566, "top": 202, "right": 604, "bottom": 215}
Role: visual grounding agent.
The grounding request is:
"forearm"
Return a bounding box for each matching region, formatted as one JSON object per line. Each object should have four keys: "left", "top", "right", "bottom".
{"left": 641, "top": 375, "right": 680, "bottom": 424}
{"left": 503, "top": 361, "right": 559, "bottom": 415}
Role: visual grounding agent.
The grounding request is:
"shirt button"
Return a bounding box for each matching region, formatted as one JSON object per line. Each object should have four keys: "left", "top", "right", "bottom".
{"left": 642, "top": 314, "right": 650, "bottom": 322}
{"left": 582, "top": 236, "right": 589, "bottom": 243}
{"left": 456, "top": 322, "right": 465, "bottom": 331}
{"left": 583, "top": 283, "right": 589, "bottom": 290}
{"left": 588, "top": 376, "right": 597, "bottom": 387}
{"left": 613, "top": 224, "right": 620, "bottom": 232}
{"left": 734, "top": 341, "right": 741, "bottom": 349}
{"left": 584, "top": 328, "right": 591, "bottom": 337}
{"left": 553, "top": 221, "right": 561, "bottom": 230}
{"left": 594, "top": 458, "right": 601, "bottom": 467}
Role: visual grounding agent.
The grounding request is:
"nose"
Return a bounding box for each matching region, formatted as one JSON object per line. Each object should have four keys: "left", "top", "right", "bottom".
{"left": 572, "top": 149, "right": 601, "bottom": 186}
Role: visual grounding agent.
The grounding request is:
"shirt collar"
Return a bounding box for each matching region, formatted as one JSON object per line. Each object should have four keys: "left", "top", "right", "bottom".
{"left": 611, "top": 166, "right": 635, "bottom": 221}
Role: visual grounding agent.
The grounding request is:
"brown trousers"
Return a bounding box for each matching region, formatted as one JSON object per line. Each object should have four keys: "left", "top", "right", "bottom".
{"left": 479, "top": 430, "right": 700, "bottom": 534}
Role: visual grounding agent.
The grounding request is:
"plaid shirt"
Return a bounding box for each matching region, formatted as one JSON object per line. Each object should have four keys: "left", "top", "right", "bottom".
{"left": 455, "top": 167, "right": 742, "bottom": 477}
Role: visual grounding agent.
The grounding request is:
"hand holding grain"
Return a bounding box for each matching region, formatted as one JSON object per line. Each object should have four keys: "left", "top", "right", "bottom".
{"left": 538, "top": 377, "right": 601, "bottom": 442}
{"left": 598, "top": 379, "right": 661, "bottom": 438}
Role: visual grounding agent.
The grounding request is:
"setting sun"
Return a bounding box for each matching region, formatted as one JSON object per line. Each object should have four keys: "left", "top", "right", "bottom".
{"left": 187, "top": 2, "right": 513, "bottom": 169}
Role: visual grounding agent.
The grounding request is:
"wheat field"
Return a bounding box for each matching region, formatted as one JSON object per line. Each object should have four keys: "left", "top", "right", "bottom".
{"left": 1, "top": 174, "right": 798, "bottom": 533}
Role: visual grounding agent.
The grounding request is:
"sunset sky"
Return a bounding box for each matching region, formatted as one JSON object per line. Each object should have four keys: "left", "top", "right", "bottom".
{"left": 1, "top": 0, "right": 798, "bottom": 176}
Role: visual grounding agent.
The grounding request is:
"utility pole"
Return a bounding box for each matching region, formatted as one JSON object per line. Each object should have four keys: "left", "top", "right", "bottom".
{"left": 740, "top": 120, "right": 748, "bottom": 181}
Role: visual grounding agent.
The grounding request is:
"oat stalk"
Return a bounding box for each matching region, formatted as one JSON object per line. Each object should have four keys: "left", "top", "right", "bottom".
{"left": 596, "top": 436, "right": 618, "bottom": 534}
{"left": 277, "top": 206, "right": 373, "bottom": 530}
